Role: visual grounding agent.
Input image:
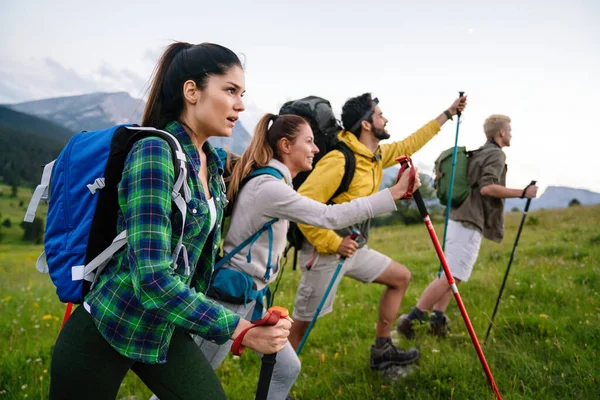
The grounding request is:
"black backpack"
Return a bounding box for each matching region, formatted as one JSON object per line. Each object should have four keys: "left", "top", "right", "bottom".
{"left": 279, "top": 96, "right": 356, "bottom": 268}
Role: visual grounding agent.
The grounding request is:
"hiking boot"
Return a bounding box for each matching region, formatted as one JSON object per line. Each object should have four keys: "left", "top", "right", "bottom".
{"left": 396, "top": 314, "right": 417, "bottom": 339}
{"left": 370, "top": 341, "right": 420, "bottom": 370}
{"left": 429, "top": 313, "right": 450, "bottom": 338}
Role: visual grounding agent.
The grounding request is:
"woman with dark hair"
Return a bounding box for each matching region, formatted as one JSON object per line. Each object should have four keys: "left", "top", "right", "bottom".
{"left": 49, "top": 42, "right": 291, "bottom": 399}
{"left": 196, "top": 112, "right": 420, "bottom": 399}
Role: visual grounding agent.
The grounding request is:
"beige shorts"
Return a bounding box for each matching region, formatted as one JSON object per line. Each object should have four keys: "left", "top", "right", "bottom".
{"left": 292, "top": 242, "right": 392, "bottom": 321}
{"left": 443, "top": 219, "right": 483, "bottom": 282}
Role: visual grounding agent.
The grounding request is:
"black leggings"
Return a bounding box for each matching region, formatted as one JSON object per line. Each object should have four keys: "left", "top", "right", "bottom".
{"left": 50, "top": 306, "right": 227, "bottom": 399}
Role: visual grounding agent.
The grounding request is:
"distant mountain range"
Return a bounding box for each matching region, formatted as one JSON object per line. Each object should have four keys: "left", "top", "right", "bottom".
{"left": 504, "top": 186, "right": 600, "bottom": 212}
{"left": 2, "top": 92, "right": 599, "bottom": 212}
{"left": 0, "top": 92, "right": 252, "bottom": 185}
{"left": 4, "top": 92, "right": 252, "bottom": 150}
{"left": 7, "top": 92, "right": 145, "bottom": 132}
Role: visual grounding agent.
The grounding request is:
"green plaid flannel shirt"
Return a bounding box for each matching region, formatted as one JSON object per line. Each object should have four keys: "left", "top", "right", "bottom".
{"left": 84, "top": 121, "right": 240, "bottom": 363}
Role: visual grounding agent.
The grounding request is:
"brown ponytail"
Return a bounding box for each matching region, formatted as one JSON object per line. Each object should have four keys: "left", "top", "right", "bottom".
{"left": 227, "top": 113, "right": 307, "bottom": 202}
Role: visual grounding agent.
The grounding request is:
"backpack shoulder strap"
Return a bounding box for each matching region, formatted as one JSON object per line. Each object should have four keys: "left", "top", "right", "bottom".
{"left": 245, "top": 166, "right": 284, "bottom": 182}
{"left": 124, "top": 127, "right": 192, "bottom": 273}
{"left": 215, "top": 166, "right": 284, "bottom": 278}
{"left": 214, "top": 218, "right": 279, "bottom": 272}
{"left": 88, "top": 126, "right": 193, "bottom": 286}
{"left": 329, "top": 142, "right": 356, "bottom": 202}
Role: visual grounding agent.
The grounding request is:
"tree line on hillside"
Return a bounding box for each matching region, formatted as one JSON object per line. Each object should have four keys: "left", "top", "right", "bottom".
{"left": 0, "top": 125, "right": 65, "bottom": 188}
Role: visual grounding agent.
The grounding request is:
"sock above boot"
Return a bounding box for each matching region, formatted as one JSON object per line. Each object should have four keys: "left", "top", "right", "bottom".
{"left": 431, "top": 310, "right": 446, "bottom": 322}
{"left": 374, "top": 336, "right": 392, "bottom": 348}
{"left": 407, "top": 306, "right": 426, "bottom": 321}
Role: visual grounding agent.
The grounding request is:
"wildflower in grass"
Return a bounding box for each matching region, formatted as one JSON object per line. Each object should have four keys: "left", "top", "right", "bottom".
{"left": 42, "top": 314, "right": 53, "bottom": 320}
{"left": 320, "top": 353, "right": 325, "bottom": 362}
{"left": 540, "top": 314, "right": 549, "bottom": 319}
{"left": 334, "top": 352, "right": 339, "bottom": 359}
{"left": 3, "top": 296, "right": 11, "bottom": 302}
{"left": 21, "top": 384, "right": 27, "bottom": 390}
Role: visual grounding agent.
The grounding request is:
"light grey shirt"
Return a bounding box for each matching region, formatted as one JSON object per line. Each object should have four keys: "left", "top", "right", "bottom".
{"left": 223, "top": 159, "right": 397, "bottom": 290}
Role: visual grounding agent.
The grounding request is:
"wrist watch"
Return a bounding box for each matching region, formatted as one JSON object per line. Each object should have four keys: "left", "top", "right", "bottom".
{"left": 444, "top": 110, "right": 453, "bottom": 121}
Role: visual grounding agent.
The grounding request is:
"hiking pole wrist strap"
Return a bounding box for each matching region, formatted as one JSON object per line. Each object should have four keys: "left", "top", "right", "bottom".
{"left": 394, "top": 155, "right": 417, "bottom": 199}
{"left": 231, "top": 306, "right": 289, "bottom": 356}
{"left": 520, "top": 187, "right": 527, "bottom": 199}
{"left": 520, "top": 180, "right": 537, "bottom": 199}
{"left": 520, "top": 180, "right": 535, "bottom": 199}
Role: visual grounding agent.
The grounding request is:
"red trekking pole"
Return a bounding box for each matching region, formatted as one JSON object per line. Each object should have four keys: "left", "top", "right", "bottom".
{"left": 396, "top": 156, "right": 502, "bottom": 400}
{"left": 231, "top": 306, "right": 290, "bottom": 400}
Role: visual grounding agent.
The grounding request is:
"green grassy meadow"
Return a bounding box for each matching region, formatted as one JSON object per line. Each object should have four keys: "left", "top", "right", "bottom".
{"left": 0, "top": 183, "right": 598, "bottom": 399}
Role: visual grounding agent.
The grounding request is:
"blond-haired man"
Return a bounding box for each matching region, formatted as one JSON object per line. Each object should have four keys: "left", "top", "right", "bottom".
{"left": 398, "top": 114, "right": 538, "bottom": 338}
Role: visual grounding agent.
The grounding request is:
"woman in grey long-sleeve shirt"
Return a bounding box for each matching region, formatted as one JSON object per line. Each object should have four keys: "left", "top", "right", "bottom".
{"left": 195, "top": 113, "right": 419, "bottom": 400}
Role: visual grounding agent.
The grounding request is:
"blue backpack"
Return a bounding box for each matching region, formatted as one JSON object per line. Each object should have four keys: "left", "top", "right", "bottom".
{"left": 24, "top": 125, "right": 191, "bottom": 304}
{"left": 207, "top": 166, "right": 283, "bottom": 320}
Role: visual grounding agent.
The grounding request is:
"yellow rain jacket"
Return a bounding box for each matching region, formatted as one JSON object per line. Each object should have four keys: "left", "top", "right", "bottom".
{"left": 297, "top": 120, "right": 441, "bottom": 254}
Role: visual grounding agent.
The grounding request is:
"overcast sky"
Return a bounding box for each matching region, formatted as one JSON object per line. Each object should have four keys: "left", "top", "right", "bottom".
{"left": 1, "top": 0, "right": 598, "bottom": 193}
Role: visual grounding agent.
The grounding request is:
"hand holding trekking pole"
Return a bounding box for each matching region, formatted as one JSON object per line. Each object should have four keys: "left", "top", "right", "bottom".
{"left": 389, "top": 167, "right": 421, "bottom": 200}
{"left": 231, "top": 306, "right": 292, "bottom": 356}
{"left": 395, "top": 155, "right": 503, "bottom": 400}
{"left": 337, "top": 229, "right": 361, "bottom": 259}
{"left": 522, "top": 184, "right": 538, "bottom": 199}
{"left": 337, "top": 235, "right": 359, "bottom": 258}
{"left": 447, "top": 93, "right": 467, "bottom": 117}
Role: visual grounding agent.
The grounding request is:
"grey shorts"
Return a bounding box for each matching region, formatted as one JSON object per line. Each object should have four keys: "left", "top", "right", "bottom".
{"left": 292, "top": 242, "right": 392, "bottom": 321}
{"left": 443, "top": 219, "right": 483, "bottom": 282}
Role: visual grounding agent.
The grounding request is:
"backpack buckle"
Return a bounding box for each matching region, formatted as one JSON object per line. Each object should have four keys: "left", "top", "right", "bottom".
{"left": 87, "top": 177, "right": 106, "bottom": 194}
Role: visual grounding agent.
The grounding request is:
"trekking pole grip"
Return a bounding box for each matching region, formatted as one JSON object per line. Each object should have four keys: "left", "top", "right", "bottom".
{"left": 395, "top": 155, "right": 428, "bottom": 217}
{"left": 457, "top": 91, "right": 465, "bottom": 117}
{"left": 412, "top": 190, "right": 429, "bottom": 219}
{"left": 523, "top": 180, "right": 537, "bottom": 212}
{"left": 231, "top": 306, "right": 289, "bottom": 356}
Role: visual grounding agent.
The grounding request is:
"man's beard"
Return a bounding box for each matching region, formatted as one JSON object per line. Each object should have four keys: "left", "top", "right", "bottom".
{"left": 373, "top": 125, "right": 390, "bottom": 140}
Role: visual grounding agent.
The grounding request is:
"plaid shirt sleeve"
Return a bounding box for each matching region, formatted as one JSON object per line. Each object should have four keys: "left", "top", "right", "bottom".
{"left": 123, "top": 138, "right": 239, "bottom": 343}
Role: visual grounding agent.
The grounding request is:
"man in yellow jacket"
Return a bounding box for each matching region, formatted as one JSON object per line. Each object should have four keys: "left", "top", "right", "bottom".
{"left": 288, "top": 92, "right": 467, "bottom": 370}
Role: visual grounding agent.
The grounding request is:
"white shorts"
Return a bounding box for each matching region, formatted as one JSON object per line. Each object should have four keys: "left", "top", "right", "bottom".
{"left": 443, "top": 219, "right": 483, "bottom": 282}
{"left": 292, "top": 242, "right": 392, "bottom": 321}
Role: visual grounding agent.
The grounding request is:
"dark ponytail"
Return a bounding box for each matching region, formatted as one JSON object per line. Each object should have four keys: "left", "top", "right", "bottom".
{"left": 142, "top": 42, "right": 242, "bottom": 129}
